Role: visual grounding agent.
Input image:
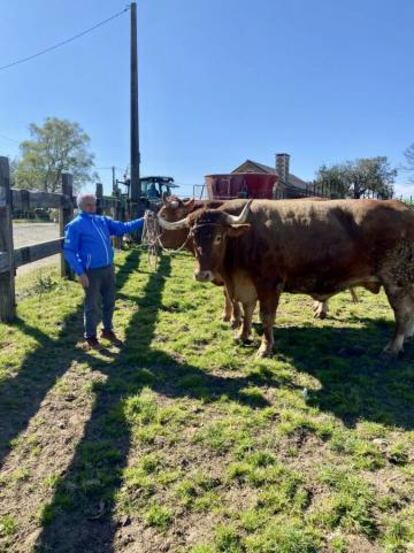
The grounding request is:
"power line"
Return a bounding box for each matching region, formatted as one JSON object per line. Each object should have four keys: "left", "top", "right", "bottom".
{"left": 0, "top": 6, "right": 130, "bottom": 73}
{"left": 0, "top": 133, "right": 20, "bottom": 143}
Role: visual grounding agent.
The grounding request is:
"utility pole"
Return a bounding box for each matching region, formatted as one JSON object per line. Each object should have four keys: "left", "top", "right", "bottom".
{"left": 112, "top": 166, "right": 116, "bottom": 195}
{"left": 130, "top": 1, "right": 141, "bottom": 218}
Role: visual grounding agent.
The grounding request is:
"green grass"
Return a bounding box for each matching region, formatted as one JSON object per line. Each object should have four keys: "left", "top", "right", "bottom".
{"left": 1, "top": 249, "right": 414, "bottom": 552}
{"left": 144, "top": 503, "right": 174, "bottom": 530}
{"left": 14, "top": 262, "right": 61, "bottom": 300}
{"left": 0, "top": 515, "right": 18, "bottom": 537}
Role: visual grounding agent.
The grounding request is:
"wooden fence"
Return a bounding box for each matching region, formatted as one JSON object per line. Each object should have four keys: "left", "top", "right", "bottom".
{"left": 0, "top": 156, "right": 129, "bottom": 322}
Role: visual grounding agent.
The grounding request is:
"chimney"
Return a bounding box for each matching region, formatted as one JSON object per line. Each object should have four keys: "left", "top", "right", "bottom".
{"left": 276, "top": 153, "right": 290, "bottom": 187}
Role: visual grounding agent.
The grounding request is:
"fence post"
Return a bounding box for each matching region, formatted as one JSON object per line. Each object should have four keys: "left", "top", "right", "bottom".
{"left": 60, "top": 173, "right": 74, "bottom": 278}
{"left": 0, "top": 157, "right": 16, "bottom": 322}
{"left": 96, "top": 182, "right": 103, "bottom": 215}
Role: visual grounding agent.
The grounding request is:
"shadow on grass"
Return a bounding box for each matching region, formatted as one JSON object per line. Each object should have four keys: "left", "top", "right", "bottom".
{"left": 34, "top": 254, "right": 282, "bottom": 553}
{"left": 0, "top": 248, "right": 142, "bottom": 469}
{"left": 7, "top": 249, "right": 413, "bottom": 552}
{"left": 274, "top": 318, "right": 414, "bottom": 429}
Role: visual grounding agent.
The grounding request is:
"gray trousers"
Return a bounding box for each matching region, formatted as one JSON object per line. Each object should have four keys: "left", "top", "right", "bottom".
{"left": 84, "top": 265, "right": 116, "bottom": 338}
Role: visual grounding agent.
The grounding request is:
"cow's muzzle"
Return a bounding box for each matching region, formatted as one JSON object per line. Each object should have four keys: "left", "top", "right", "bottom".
{"left": 195, "top": 270, "right": 214, "bottom": 282}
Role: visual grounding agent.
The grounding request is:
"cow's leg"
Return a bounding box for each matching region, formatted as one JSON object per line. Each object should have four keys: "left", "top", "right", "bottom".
{"left": 257, "top": 290, "right": 281, "bottom": 358}
{"left": 222, "top": 288, "right": 242, "bottom": 328}
{"left": 222, "top": 288, "right": 232, "bottom": 322}
{"left": 383, "top": 285, "right": 414, "bottom": 356}
{"left": 231, "top": 301, "right": 242, "bottom": 329}
{"left": 236, "top": 301, "right": 256, "bottom": 343}
{"left": 313, "top": 300, "right": 328, "bottom": 319}
{"left": 404, "top": 321, "right": 414, "bottom": 342}
{"left": 350, "top": 288, "right": 359, "bottom": 303}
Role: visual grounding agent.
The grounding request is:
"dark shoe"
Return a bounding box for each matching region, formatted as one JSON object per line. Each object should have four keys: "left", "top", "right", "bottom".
{"left": 85, "top": 336, "right": 103, "bottom": 351}
{"left": 101, "top": 329, "right": 123, "bottom": 347}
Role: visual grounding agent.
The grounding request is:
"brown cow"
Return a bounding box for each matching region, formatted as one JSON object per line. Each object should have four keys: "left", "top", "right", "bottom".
{"left": 158, "top": 196, "right": 242, "bottom": 327}
{"left": 159, "top": 196, "right": 360, "bottom": 322}
{"left": 158, "top": 199, "right": 412, "bottom": 357}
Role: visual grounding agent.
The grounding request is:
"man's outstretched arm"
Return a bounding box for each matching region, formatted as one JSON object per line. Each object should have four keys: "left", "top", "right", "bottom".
{"left": 105, "top": 216, "right": 145, "bottom": 237}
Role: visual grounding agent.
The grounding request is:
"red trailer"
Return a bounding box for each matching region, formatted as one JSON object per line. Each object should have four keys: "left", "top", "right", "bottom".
{"left": 205, "top": 172, "right": 278, "bottom": 200}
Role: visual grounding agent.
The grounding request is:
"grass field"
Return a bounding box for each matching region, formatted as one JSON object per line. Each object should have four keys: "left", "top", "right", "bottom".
{"left": 0, "top": 248, "right": 413, "bottom": 553}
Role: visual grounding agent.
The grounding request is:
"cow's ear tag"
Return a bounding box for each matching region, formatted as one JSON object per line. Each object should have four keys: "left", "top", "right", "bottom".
{"left": 227, "top": 224, "right": 251, "bottom": 237}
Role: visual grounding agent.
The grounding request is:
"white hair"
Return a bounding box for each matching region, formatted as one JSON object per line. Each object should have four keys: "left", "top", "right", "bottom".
{"left": 77, "top": 193, "right": 97, "bottom": 209}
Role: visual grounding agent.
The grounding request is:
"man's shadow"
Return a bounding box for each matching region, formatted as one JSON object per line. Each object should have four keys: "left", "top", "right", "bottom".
{"left": 0, "top": 249, "right": 142, "bottom": 470}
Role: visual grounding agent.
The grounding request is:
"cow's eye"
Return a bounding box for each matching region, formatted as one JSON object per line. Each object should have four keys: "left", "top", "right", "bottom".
{"left": 214, "top": 235, "right": 222, "bottom": 244}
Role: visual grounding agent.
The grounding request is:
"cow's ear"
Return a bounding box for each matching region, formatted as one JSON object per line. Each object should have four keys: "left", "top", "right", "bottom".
{"left": 227, "top": 224, "right": 251, "bottom": 237}
{"left": 184, "top": 198, "right": 195, "bottom": 210}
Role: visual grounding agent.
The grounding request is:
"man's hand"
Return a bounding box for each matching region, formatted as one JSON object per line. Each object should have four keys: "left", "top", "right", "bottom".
{"left": 79, "top": 273, "right": 89, "bottom": 288}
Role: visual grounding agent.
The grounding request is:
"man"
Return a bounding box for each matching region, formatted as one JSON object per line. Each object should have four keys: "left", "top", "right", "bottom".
{"left": 63, "top": 193, "right": 144, "bottom": 350}
{"left": 147, "top": 183, "right": 160, "bottom": 199}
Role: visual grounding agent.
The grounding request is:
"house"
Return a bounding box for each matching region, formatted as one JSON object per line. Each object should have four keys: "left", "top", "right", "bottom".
{"left": 231, "top": 153, "right": 311, "bottom": 199}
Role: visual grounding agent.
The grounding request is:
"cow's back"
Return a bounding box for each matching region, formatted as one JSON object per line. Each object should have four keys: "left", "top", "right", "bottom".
{"left": 224, "top": 199, "right": 414, "bottom": 295}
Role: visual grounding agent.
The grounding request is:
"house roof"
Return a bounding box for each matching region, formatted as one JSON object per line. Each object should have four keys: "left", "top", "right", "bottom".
{"left": 232, "top": 159, "right": 275, "bottom": 174}
{"left": 231, "top": 159, "right": 309, "bottom": 190}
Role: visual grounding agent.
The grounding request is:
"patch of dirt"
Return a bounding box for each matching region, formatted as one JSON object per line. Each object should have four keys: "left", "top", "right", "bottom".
{"left": 344, "top": 535, "right": 383, "bottom": 553}
{"left": 0, "top": 362, "right": 99, "bottom": 553}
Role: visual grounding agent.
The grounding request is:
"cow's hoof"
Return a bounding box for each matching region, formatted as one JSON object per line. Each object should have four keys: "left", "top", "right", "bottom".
{"left": 230, "top": 319, "right": 242, "bottom": 329}
{"left": 314, "top": 310, "right": 327, "bottom": 320}
{"left": 222, "top": 314, "right": 231, "bottom": 323}
{"left": 382, "top": 342, "right": 403, "bottom": 358}
{"left": 380, "top": 350, "right": 398, "bottom": 364}
{"left": 255, "top": 346, "right": 273, "bottom": 358}
{"left": 235, "top": 334, "right": 253, "bottom": 345}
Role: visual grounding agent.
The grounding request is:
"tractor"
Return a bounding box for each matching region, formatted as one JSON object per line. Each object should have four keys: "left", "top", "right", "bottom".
{"left": 139, "top": 176, "right": 179, "bottom": 210}
{"left": 117, "top": 175, "right": 179, "bottom": 212}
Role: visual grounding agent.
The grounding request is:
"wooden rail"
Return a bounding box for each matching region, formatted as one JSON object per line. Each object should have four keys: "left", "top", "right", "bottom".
{"left": 10, "top": 189, "right": 73, "bottom": 210}
{"left": 9, "top": 188, "right": 121, "bottom": 211}
{"left": 0, "top": 238, "right": 63, "bottom": 272}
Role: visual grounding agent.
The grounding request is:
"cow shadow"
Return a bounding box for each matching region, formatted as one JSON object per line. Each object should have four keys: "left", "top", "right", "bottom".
{"left": 272, "top": 318, "right": 414, "bottom": 429}
{"left": 34, "top": 254, "right": 285, "bottom": 553}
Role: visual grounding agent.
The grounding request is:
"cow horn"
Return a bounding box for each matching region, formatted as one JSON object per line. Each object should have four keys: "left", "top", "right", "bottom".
{"left": 157, "top": 213, "right": 189, "bottom": 230}
{"left": 224, "top": 199, "right": 253, "bottom": 225}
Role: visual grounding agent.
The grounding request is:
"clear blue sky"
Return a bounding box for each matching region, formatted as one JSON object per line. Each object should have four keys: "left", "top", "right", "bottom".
{"left": 1, "top": 0, "right": 413, "bottom": 197}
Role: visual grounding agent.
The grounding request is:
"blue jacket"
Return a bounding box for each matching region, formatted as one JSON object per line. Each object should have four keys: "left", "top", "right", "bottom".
{"left": 63, "top": 212, "right": 144, "bottom": 275}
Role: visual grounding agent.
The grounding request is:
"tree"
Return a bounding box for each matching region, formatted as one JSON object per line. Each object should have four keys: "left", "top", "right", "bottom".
{"left": 314, "top": 157, "right": 396, "bottom": 199}
{"left": 312, "top": 164, "right": 349, "bottom": 198}
{"left": 13, "top": 117, "right": 96, "bottom": 192}
{"left": 404, "top": 143, "right": 414, "bottom": 182}
{"left": 8, "top": 159, "right": 18, "bottom": 188}
{"left": 347, "top": 157, "right": 396, "bottom": 199}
